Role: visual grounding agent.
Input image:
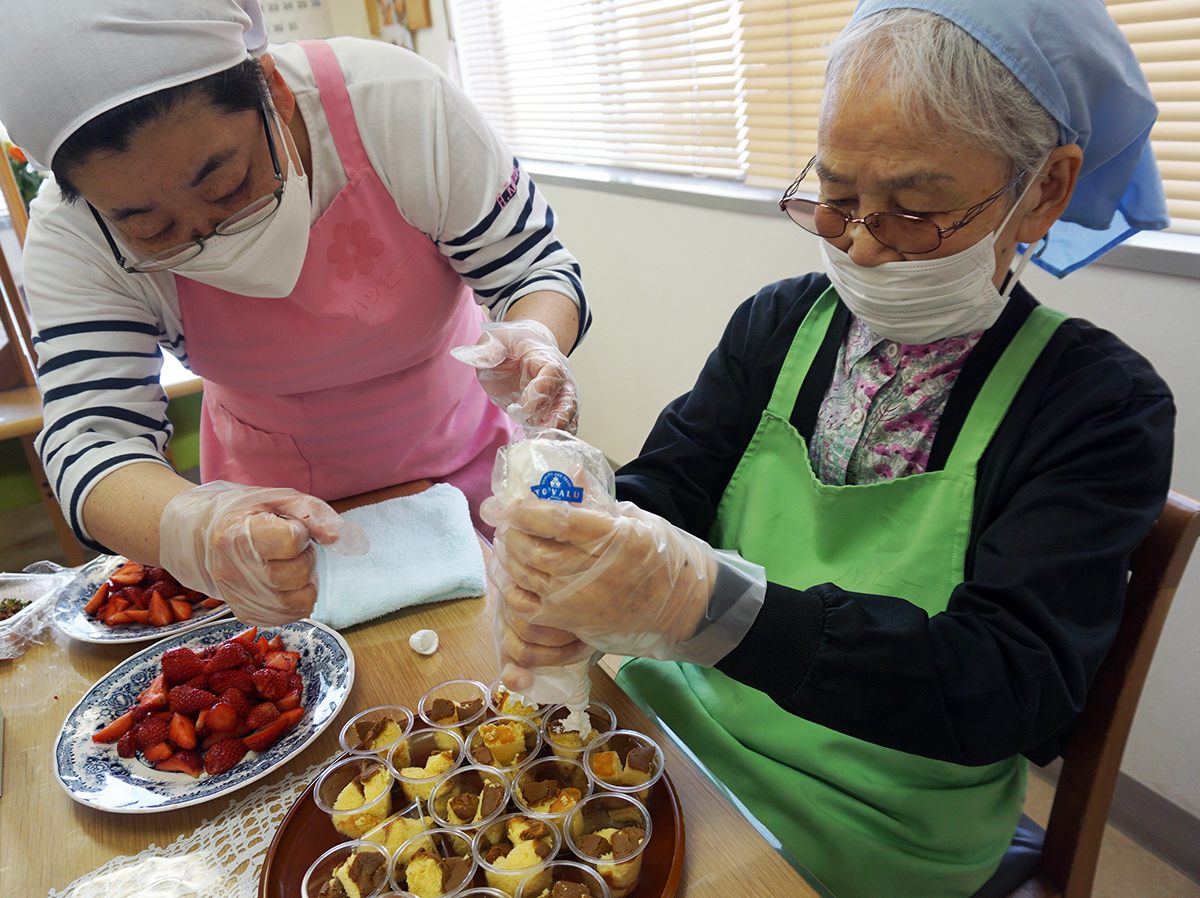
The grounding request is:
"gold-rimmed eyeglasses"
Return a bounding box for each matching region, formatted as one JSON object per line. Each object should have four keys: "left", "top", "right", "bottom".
{"left": 779, "top": 155, "right": 1028, "bottom": 254}
{"left": 87, "top": 102, "right": 285, "bottom": 274}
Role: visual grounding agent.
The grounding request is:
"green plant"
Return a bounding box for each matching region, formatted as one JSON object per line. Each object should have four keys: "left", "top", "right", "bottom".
{"left": 4, "top": 141, "right": 47, "bottom": 212}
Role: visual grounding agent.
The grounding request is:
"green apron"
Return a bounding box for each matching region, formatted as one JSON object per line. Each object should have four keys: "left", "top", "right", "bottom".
{"left": 619, "top": 288, "right": 1067, "bottom": 898}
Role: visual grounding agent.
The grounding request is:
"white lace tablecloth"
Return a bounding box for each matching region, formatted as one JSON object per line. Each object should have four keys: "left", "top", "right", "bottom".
{"left": 47, "top": 760, "right": 327, "bottom": 898}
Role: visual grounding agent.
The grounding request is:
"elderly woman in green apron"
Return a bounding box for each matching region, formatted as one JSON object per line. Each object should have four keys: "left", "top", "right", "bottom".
{"left": 484, "top": 2, "right": 1175, "bottom": 897}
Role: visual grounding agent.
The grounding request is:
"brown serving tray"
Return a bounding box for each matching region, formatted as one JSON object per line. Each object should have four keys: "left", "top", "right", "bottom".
{"left": 259, "top": 761, "right": 684, "bottom": 898}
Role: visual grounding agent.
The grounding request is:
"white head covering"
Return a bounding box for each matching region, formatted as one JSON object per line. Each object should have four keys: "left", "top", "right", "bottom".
{"left": 0, "top": 0, "right": 268, "bottom": 170}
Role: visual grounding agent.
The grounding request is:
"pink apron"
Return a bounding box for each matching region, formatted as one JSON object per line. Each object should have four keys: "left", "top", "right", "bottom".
{"left": 176, "top": 40, "right": 514, "bottom": 531}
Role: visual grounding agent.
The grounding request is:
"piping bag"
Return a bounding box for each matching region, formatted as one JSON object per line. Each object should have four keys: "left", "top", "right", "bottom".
{"left": 486, "top": 428, "right": 616, "bottom": 733}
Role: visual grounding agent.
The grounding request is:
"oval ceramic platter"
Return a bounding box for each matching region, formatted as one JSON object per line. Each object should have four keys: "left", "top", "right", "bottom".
{"left": 52, "top": 554, "right": 232, "bottom": 645}
{"left": 54, "top": 618, "right": 354, "bottom": 813}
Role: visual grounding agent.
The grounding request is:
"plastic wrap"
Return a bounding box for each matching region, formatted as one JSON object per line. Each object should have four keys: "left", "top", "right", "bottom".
{"left": 0, "top": 562, "right": 81, "bottom": 659}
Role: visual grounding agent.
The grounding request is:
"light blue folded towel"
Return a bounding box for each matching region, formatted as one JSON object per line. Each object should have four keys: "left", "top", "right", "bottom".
{"left": 312, "top": 483, "right": 486, "bottom": 630}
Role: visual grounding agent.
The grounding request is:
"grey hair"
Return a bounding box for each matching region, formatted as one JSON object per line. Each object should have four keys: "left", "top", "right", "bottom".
{"left": 822, "top": 8, "right": 1059, "bottom": 190}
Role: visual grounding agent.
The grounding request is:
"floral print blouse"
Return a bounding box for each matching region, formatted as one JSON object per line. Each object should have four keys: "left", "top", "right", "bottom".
{"left": 809, "top": 315, "right": 983, "bottom": 485}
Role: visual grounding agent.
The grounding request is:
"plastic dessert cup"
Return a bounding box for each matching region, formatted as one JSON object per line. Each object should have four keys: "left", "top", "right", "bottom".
{"left": 563, "top": 793, "right": 651, "bottom": 898}
{"left": 429, "top": 764, "right": 513, "bottom": 839}
{"left": 362, "top": 798, "right": 435, "bottom": 857}
{"left": 389, "top": 728, "right": 467, "bottom": 805}
{"left": 516, "top": 860, "right": 611, "bottom": 898}
{"left": 472, "top": 812, "right": 563, "bottom": 897}
{"left": 487, "top": 677, "right": 547, "bottom": 723}
{"left": 466, "top": 715, "right": 543, "bottom": 777}
{"left": 340, "top": 704, "right": 416, "bottom": 758}
{"left": 540, "top": 702, "right": 616, "bottom": 762}
{"left": 388, "top": 826, "right": 477, "bottom": 897}
{"left": 418, "top": 679, "right": 491, "bottom": 736}
{"left": 451, "top": 890, "right": 512, "bottom": 898}
{"left": 314, "top": 756, "right": 396, "bottom": 839}
{"left": 511, "top": 757, "right": 593, "bottom": 841}
{"left": 302, "top": 840, "right": 391, "bottom": 898}
{"left": 582, "top": 729, "right": 664, "bottom": 806}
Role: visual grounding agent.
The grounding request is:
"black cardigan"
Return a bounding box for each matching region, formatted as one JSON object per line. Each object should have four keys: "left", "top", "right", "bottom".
{"left": 615, "top": 274, "right": 1174, "bottom": 767}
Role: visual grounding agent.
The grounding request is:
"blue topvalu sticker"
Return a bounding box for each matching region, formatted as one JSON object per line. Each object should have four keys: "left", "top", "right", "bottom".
{"left": 530, "top": 471, "right": 584, "bottom": 503}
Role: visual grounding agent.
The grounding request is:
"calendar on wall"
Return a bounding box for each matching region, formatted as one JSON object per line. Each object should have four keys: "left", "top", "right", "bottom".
{"left": 259, "top": 0, "right": 335, "bottom": 41}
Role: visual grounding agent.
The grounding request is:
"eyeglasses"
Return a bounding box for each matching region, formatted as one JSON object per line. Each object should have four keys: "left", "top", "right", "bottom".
{"left": 778, "top": 156, "right": 1028, "bottom": 254}
{"left": 88, "top": 102, "right": 285, "bottom": 274}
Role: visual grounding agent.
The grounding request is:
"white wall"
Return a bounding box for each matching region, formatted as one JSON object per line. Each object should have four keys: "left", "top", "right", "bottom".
{"left": 408, "top": 0, "right": 1200, "bottom": 820}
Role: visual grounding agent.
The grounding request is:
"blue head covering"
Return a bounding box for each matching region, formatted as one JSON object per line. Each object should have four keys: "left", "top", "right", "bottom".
{"left": 848, "top": 0, "right": 1169, "bottom": 276}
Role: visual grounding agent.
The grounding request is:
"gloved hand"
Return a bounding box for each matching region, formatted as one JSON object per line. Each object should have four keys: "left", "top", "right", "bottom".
{"left": 483, "top": 497, "right": 766, "bottom": 672}
{"left": 450, "top": 319, "right": 579, "bottom": 433}
{"left": 159, "top": 481, "right": 370, "bottom": 627}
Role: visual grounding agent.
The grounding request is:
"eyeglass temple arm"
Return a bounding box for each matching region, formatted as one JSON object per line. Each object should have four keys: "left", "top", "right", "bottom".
{"left": 87, "top": 204, "right": 129, "bottom": 267}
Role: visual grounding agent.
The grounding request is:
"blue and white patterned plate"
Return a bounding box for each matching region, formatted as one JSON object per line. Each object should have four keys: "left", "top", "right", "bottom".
{"left": 52, "top": 554, "right": 232, "bottom": 645}
{"left": 53, "top": 618, "right": 354, "bottom": 813}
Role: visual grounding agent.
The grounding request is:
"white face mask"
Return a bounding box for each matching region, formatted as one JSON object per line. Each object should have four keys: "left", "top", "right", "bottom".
{"left": 172, "top": 124, "right": 311, "bottom": 298}
{"left": 820, "top": 172, "right": 1042, "bottom": 344}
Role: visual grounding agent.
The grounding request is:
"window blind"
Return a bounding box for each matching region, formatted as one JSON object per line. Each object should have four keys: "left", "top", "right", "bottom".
{"left": 449, "top": 0, "right": 746, "bottom": 178}
{"left": 450, "top": 0, "right": 1200, "bottom": 236}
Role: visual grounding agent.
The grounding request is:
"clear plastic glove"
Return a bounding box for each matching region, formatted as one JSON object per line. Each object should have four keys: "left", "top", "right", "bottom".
{"left": 450, "top": 319, "right": 579, "bottom": 433}
{"left": 159, "top": 481, "right": 370, "bottom": 627}
{"left": 482, "top": 497, "right": 766, "bottom": 671}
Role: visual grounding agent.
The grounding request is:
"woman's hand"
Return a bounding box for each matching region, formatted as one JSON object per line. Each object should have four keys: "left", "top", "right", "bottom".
{"left": 159, "top": 481, "right": 369, "bottom": 626}
{"left": 451, "top": 319, "right": 579, "bottom": 433}
{"left": 483, "top": 497, "right": 718, "bottom": 660}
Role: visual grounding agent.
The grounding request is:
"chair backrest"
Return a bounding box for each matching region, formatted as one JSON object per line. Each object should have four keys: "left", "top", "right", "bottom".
{"left": 1016, "top": 490, "right": 1200, "bottom": 898}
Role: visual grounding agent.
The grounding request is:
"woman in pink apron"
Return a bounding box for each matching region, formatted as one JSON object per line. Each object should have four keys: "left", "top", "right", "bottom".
{"left": 5, "top": 1, "right": 588, "bottom": 625}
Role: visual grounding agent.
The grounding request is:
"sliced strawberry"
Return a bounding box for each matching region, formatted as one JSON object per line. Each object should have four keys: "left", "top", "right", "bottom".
{"left": 168, "top": 712, "right": 198, "bottom": 750}
{"left": 161, "top": 647, "right": 206, "bottom": 685}
{"left": 168, "top": 685, "right": 218, "bottom": 715}
{"left": 204, "top": 641, "right": 251, "bottom": 674}
{"left": 169, "top": 598, "right": 193, "bottom": 622}
{"left": 108, "top": 560, "right": 147, "bottom": 586}
{"left": 92, "top": 710, "right": 136, "bottom": 743}
{"left": 274, "top": 686, "right": 303, "bottom": 712}
{"left": 251, "top": 636, "right": 270, "bottom": 662}
{"left": 104, "top": 611, "right": 134, "bottom": 626}
{"left": 134, "top": 716, "right": 170, "bottom": 751}
{"left": 243, "top": 707, "right": 304, "bottom": 753}
{"left": 130, "top": 704, "right": 152, "bottom": 724}
{"left": 137, "top": 673, "right": 169, "bottom": 710}
{"left": 83, "top": 581, "right": 109, "bottom": 616}
{"left": 183, "top": 588, "right": 206, "bottom": 603}
{"left": 230, "top": 626, "right": 259, "bottom": 646}
{"left": 264, "top": 650, "right": 300, "bottom": 673}
{"left": 205, "top": 701, "right": 239, "bottom": 733}
{"left": 124, "top": 586, "right": 150, "bottom": 610}
{"left": 125, "top": 609, "right": 152, "bottom": 624}
{"left": 200, "top": 725, "right": 251, "bottom": 751}
{"left": 142, "top": 740, "right": 174, "bottom": 763}
{"left": 148, "top": 590, "right": 173, "bottom": 627}
{"left": 207, "top": 669, "right": 255, "bottom": 696}
{"left": 185, "top": 673, "right": 211, "bottom": 691}
{"left": 199, "top": 597, "right": 224, "bottom": 609}
{"left": 116, "top": 728, "right": 137, "bottom": 758}
{"left": 151, "top": 578, "right": 181, "bottom": 600}
{"left": 203, "top": 737, "right": 249, "bottom": 775}
{"left": 266, "top": 634, "right": 286, "bottom": 652}
{"left": 156, "top": 749, "right": 203, "bottom": 777}
{"left": 245, "top": 701, "right": 281, "bottom": 729}
{"left": 251, "top": 667, "right": 290, "bottom": 701}
{"left": 219, "top": 687, "right": 254, "bottom": 720}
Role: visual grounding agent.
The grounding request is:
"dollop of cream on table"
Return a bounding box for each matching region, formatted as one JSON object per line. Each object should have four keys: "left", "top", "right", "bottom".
{"left": 409, "top": 629, "right": 439, "bottom": 655}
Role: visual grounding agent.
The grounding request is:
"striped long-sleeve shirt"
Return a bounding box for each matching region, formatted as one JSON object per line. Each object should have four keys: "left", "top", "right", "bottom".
{"left": 23, "top": 37, "right": 588, "bottom": 550}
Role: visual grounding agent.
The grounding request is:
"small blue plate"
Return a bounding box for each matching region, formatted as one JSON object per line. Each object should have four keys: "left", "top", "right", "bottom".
{"left": 53, "top": 618, "right": 354, "bottom": 813}
{"left": 52, "top": 554, "right": 232, "bottom": 645}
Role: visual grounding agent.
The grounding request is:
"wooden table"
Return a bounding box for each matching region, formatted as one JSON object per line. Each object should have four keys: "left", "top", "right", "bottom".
{"left": 0, "top": 484, "right": 826, "bottom": 897}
